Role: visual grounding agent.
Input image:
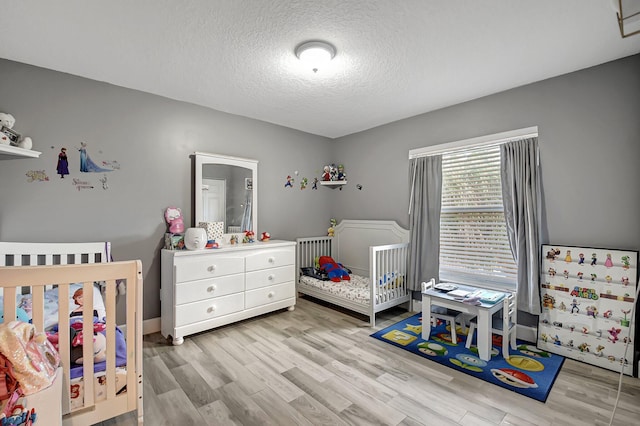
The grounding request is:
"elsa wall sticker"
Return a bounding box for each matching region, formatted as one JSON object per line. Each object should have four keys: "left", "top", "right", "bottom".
{"left": 77, "top": 141, "right": 112, "bottom": 173}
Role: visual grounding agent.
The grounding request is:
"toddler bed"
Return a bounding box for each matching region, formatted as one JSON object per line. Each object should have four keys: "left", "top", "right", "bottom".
{"left": 0, "top": 242, "right": 143, "bottom": 425}
{"left": 296, "top": 220, "right": 410, "bottom": 326}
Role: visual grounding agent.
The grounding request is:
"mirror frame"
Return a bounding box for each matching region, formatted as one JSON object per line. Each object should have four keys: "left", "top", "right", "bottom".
{"left": 195, "top": 152, "right": 258, "bottom": 235}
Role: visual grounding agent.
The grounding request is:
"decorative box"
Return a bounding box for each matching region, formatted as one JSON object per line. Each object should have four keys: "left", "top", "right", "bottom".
{"left": 198, "top": 221, "right": 224, "bottom": 241}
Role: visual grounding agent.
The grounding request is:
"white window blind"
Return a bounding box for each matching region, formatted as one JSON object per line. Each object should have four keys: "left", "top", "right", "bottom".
{"left": 439, "top": 145, "right": 517, "bottom": 288}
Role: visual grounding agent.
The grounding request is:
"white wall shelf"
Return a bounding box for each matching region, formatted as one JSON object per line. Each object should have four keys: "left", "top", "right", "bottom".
{"left": 319, "top": 180, "right": 347, "bottom": 189}
{"left": 0, "top": 144, "right": 41, "bottom": 160}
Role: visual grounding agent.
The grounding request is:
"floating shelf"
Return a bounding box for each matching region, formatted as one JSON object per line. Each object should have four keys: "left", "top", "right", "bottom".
{"left": 0, "top": 144, "right": 41, "bottom": 160}
{"left": 320, "top": 180, "right": 347, "bottom": 189}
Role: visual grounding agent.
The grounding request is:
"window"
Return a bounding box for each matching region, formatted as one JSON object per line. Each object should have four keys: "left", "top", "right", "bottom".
{"left": 439, "top": 145, "right": 517, "bottom": 288}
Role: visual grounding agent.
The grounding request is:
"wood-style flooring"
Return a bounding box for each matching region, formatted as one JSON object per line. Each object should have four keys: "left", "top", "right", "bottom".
{"left": 98, "top": 297, "right": 640, "bottom": 425}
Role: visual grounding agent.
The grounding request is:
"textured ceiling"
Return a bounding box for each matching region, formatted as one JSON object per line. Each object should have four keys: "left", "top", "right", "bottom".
{"left": 1, "top": 1, "right": 639, "bottom": 138}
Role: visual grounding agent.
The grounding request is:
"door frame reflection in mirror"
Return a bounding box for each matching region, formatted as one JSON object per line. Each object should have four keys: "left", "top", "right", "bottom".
{"left": 195, "top": 152, "right": 258, "bottom": 237}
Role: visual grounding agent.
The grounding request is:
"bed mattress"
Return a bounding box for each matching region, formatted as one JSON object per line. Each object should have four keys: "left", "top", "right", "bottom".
{"left": 300, "top": 270, "right": 407, "bottom": 305}
{"left": 299, "top": 274, "right": 371, "bottom": 305}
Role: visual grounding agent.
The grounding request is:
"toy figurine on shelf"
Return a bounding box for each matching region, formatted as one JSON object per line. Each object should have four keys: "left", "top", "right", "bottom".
{"left": 337, "top": 164, "right": 346, "bottom": 181}
{"left": 322, "top": 165, "right": 331, "bottom": 181}
{"left": 260, "top": 232, "right": 271, "bottom": 242}
{"left": 230, "top": 235, "right": 238, "bottom": 245}
{"left": 328, "top": 218, "right": 337, "bottom": 237}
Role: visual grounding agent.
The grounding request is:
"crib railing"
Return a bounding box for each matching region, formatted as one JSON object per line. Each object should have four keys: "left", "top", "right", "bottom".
{"left": 296, "top": 236, "right": 333, "bottom": 271}
{"left": 0, "top": 260, "right": 143, "bottom": 422}
{"left": 370, "top": 242, "right": 409, "bottom": 306}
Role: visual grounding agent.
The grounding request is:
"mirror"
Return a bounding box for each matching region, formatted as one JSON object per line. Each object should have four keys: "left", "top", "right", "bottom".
{"left": 195, "top": 152, "right": 258, "bottom": 235}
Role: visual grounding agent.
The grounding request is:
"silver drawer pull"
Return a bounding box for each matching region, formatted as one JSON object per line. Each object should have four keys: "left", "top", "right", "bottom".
{"left": 268, "top": 257, "right": 275, "bottom": 264}
{"left": 207, "top": 265, "right": 216, "bottom": 272}
{"left": 207, "top": 285, "right": 216, "bottom": 292}
{"left": 268, "top": 274, "right": 275, "bottom": 281}
{"left": 207, "top": 306, "right": 216, "bottom": 314}
{"left": 268, "top": 291, "right": 275, "bottom": 298}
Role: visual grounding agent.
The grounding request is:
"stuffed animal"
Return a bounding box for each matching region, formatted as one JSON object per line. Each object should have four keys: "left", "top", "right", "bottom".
{"left": 0, "top": 112, "right": 16, "bottom": 129}
{"left": 0, "top": 112, "right": 32, "bottom": 149}
{"left": 68, "top": 327, "right": 107, "bottom": 364}
{"left": 0, "top": 112, "right": 16, "bottom": 146}
{"left": 165, "top": 207, "right": 185, "bottom": 234}
{"left": 318, "top": 255, "right": 350, "bottom": 282}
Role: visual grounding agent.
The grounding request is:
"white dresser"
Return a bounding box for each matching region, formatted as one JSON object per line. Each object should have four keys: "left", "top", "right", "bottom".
{"left": 161, "top": 240, "right": 296, "bottom": 345}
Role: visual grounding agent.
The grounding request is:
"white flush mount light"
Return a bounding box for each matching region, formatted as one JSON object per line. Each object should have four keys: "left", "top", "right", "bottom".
{"left": 295, "top": 41, "right": 336, "bottom": 73}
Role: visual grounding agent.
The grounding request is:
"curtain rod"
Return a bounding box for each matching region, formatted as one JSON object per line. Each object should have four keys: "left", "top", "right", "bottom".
{"left": 408, "top": 126, "right": 538, "bottom": 159}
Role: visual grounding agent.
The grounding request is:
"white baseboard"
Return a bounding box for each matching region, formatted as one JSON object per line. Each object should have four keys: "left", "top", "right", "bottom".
{"left": 517, "top": 324, "right": 537, "bottom": 343}
{"left": 412, "top": 298, "right": 422, "bottom": 312}
{"left": 119, "top": 317, "right": 161, "bottom": 336}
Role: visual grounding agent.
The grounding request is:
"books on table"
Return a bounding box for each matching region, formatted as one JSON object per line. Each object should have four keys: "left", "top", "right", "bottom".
{"left": 448, "top": 289, "right": 471, "bottom": 298}
{"left": 471, "top": 289, "right": 505, "bottom": 304}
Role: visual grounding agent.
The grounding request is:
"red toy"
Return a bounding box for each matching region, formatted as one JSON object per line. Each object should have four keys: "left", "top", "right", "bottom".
{"left": 318, "top": 256, "right": 350, "bottom": 282}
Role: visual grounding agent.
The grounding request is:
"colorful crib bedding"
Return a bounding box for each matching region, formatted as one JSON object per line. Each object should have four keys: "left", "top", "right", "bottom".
{"left": 0, "top": 283, "right": 107, "bottom": 328}
{"left": 0, "top": 283, "right": 126, "bottom": 379}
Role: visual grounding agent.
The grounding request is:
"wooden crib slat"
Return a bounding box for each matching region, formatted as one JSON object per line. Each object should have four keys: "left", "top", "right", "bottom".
{"left": 82, "top": 281, "right": 95, "bottom": 410}
{"left": 3, "top": 287, "right": 16, "bottom": 322}
{"left": 58, "top": 283, "right": 71, "bottom": 415}
{"left": 128, "top": 260, "right": 144, "bottom": 418}
{"left": 105, "top": 279, "right": 116, "bottom": 400}
{"left": 31, "top": 286, "right": 45, "bottom": 330}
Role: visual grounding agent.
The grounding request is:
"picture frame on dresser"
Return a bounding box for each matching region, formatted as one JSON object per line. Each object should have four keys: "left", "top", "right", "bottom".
{"left": 537, "top": 244, "right": 638, "bottom": 376}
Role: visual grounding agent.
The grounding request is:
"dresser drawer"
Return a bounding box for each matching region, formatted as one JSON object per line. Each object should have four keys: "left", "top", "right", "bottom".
{"left": 175, "top": 293, "right": 244, "bottom": 327}
{"left": 175, "top": 274, "right": 244, "bottom": 305}
{"left": 174, "top": 254, "right": 244, "bottom": 283}
{"left": 245, "top": 265, "right": 295, "bottom": 291}
{"left": 245, "top": 247, "right": 294, "bottom": 272}
{"left": 245, "top": 281, "right": 295, "bottom": 309}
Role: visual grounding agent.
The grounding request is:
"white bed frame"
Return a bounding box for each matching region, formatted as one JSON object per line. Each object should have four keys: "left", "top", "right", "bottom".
{"left": 0, "top": 242, "right": 143, "bottom": 425}
{"left": 296, "top": 220, "right": 411, "bottom": 326}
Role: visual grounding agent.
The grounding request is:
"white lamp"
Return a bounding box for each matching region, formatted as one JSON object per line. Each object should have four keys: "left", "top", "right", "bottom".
{"left": 612, "top": 0, "right": 640, "bottom": 38}
{"left": 295, "top": 41, "right": 336, "bottom": 73}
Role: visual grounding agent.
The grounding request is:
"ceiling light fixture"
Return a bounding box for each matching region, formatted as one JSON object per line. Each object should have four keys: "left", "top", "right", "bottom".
{"left": 612, "top": 0, "right": 640, "bottom": 38}
{"left": 295, "top": 41, "right": 336, "bottom": 73}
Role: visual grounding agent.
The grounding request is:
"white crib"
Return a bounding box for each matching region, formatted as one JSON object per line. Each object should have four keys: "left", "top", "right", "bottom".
{"left": 296, "top": 220, "right": 411, "bottom": 326}
{"left": 0, "top": 242, "right": 143, "bottom": 425}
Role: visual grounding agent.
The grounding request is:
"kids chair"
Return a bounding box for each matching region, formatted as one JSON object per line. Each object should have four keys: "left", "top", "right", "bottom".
{"left": 465, "top": 291, "right": 517, "bottom": 359}
{"left": 422, "top": 279, "right": 467, "bottom": 344}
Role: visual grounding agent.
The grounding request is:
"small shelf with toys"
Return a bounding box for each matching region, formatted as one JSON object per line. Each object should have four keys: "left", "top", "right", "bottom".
{"left": 0, "top": 144, "right": 41, "bottom": 160}
{"left": 320, "top": 163, "right": 347, "bottom": 189}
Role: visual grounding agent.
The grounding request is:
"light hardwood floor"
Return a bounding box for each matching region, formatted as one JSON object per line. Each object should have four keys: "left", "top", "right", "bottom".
{"left": 98, "top": 297, "right": 640, "bottom": 426}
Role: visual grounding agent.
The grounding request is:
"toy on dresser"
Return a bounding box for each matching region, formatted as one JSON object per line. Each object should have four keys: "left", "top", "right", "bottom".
{"left": 243, "top": 230, "right": 256, "bottom": 243}
{"left": 164, "top": 207, "right": 185, "bottom": 249}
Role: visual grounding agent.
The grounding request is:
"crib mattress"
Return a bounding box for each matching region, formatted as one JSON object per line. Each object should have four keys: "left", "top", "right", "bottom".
{"left": 299, "top": 274, "right": 371, "bottom": 305}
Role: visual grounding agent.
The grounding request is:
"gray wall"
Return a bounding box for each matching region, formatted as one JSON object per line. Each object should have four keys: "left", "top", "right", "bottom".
{"left": 0, "top": 59, "right": 333, "bottom": 320}
{"left": 333, "top": 54, "right": 640, "bottom": 252}
{"left": 1, "top": 54, "right": 639, "bottom": 325}
{"left": 331, "top": 54, "right": 640, "bottom": 325}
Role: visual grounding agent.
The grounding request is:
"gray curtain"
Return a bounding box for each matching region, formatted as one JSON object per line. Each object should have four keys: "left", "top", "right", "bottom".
{"left": 408, "top": 155, "right": 442, "bottom": 292}
{"left": 500, "top": 138, "right": 541, "bottom": 315}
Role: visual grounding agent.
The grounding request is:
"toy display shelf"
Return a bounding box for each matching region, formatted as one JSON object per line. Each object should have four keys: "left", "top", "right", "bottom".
{"left": 0, "top": 144, "right": 41, "bottom": 160}
{"left": 320, "top": 180, "right": 347, "bottom": 188}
